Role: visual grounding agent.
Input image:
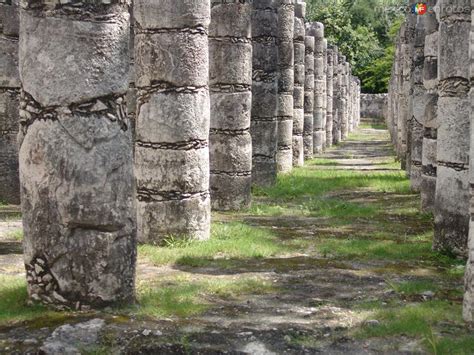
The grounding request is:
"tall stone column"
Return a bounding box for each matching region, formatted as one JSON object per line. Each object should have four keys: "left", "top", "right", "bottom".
{"left": 19, "top": 0, "right": 136, "bottom": 308}
{"left": 134, "top": 0, "right": 211, "bottom": 242}
{"left": 339, "top": 55, "right": 348, "bottom": 141}
{"left": 464, "top": 0, "right": 474, "bottom": 323}
{"left": 332, "top": 46, "right": 341, "bottom": 145}
{"left": 325, "top": 45, "right": 334, "bottom": 148}
{"left": 321, "top": 38, "right": 328, "bottom": 148}
{"left": 276, "top": 0, "right": 295, "bottom": 173}
{"left": 0, "top": 0, "right": 20, "bottom": 205}
{"left": 209, "top": 0, "right": 252, "bottom": 211}
{"left": 308, "top": 22, "right": 325, "bottom": 154}
{"left": 409, "top": 13, "right": 428, "bottom": 192}
{"left": 421, "top": 0, "right": 440, "bottom": 212}
{"left": 303, "top": 34, "right": 314, "bottom": 160}
{"left": 251, "top": 0, "right": 279, "bottom": 187}
{"left": 433, "top": 0, "right": 471, "bottom": 256}
{"left": 345, "top": 62, "right": 351, "bottom": 135}
{"left": 292, "top": 0, "right": 305, "bottom": 167}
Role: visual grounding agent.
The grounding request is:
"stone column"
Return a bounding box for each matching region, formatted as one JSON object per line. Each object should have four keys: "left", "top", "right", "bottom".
{"left": 303, "top": 34, "right": 314, "bottom": 160}
{"left": 134, "top": 0, "right": 211, "bottom": 242}
{"left": 209, "top": 0, "right": 252, "bottom": 211}
{"left": 308, "top": 22, "right": 325, "bottom": 154}
{"left": 464, "top": 0, "right": 474, "bottom": 323}
{"left": 325, "top": 45, "right": 334, "bottom": 148}
{"left": 0, "top": 0, "right": 20, "bottom": 205}
{"left": 339, "top": 54, "right": 348, "bottom": 141}
{"left": 276, "top": 0, "right": 295, "bottom": 173}
{"left": 332, "top": 46, "right": 341, "bottom": 145}
{"left": 292, "top": 0, "right": 305, "bottom": 167}
{"left": 321, "top": 38, "right": 328, "bottom": 148}
{"left": 19, "top": 0, "right": 136, "bottom": 308}
{"left": 421, "top": 0, "right": 440, "bottom": 212}
{"left": 251, "top": 0, "right": 279, "bottom": 187}
{"left": 433, "top": 0, "right": 471, "bottom": 256}
{"left": 345, "top": 62, "right": 351, "bottom": 135}
{"left": 409, "top": 13, "right": 428, "bottom": 192}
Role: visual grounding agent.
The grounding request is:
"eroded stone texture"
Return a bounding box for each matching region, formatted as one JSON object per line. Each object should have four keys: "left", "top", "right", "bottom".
{"left": 409, "top": 12, "right": 429, "bottom": 192}
{"left": 251, "top": 0, "right": 279, "bottom": 186}
{"left": 433, "top": 0, "right": 471, "bottom": 256}
{"left": 344, "top": 61, "right": 351, "bottom": 136}
{"left": 465, "top": 0, "right": 474, "bottom": 321}
{"left": 421, "top": 0, "right": 440, "bottom": 212}
{"left": 325, "top": 45, "right": 334, "bottom": 148}
{"left": 360, "top": 94, "right": 387, "bottom": 120}
{"left": 321, "top": 38, "right": 328, "bottom": 147}
{"left": 19, "top": 0, "right": 136, "bottom": 308}
{"left": 307, "top": 22, "right": 325, "bottom": 154}
{"left": 292, "top": 0, "right": 305, "bottom": 167}
{"left": 303, "top": 34, "right": 314, "bottom": 160}
{"left": 0, "top": 0, "right": 20, "bottom": 204}
{"left": 134, "top": 0, "right": 211, "bottom": 241}
{"left": 332, "top": 46, "right": 341, "bottom": 145}
{"left": 209, "top": 0, "right": 252, "bottom": 211}
{"left": 276, "top": 0, "right": 295, "bottom": 173}
{"left": 338, "top": 54, "right": 348, "bottom": 142}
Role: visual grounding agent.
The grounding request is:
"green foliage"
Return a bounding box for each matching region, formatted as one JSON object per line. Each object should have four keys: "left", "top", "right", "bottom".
{"left": 307, "top": 0, "right": 405, "bottom": 93}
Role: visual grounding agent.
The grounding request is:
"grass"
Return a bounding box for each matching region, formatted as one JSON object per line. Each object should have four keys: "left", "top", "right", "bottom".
{"left": 139, "top": 222, "right": 284, "bottom": 267}
{"left": 0, "top": 275, "right": 66, "bottom": 327}
{"left": 4, "top": 228, "right": 23, "bottom": 241}
{"left": 133, "top": 276, "right": 274, "bottom": 318}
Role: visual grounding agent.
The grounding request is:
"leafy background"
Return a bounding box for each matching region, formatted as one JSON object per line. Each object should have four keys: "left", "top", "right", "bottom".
{"left": 306, "top": 0, "right": 407, "bottom": 93}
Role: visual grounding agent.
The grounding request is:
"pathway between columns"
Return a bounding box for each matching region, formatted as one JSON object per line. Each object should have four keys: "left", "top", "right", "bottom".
{"left": 0, "top": 125, "right": 471, "bottom": 354}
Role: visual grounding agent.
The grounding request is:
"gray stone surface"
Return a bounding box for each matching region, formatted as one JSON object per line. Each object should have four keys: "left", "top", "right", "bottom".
{"left": 209, "top": 0, "right": 252, "bottom": 211}
{"left": 433, "top": 0, "right": 470, "bottom": 256}
{"left": 276, "top": 0, "right": 295, "bottom": 173}
{"left": 420, "top": 0, "right": 439, "bottom": 212}
{"left": 19, "top": 0, "right": 136, "bottom": 308}
{"left": 251, "top": 0, "right": 279, "bottom": 187}
{"left": 325, "top": 46, "right": 334, "bottom": 148}
{"left": 307, "top": 22, "right": 325, "bottom": 154}
{"left": 360, "top": 94, "right": 387, "bottom": 120}
{"left": 303, "top": 34, "right": 314, "bottom": 160}
{"left": 0, "top": 0, "right": 20, "bottom": 204}
{"left": 292, "top": 0, "right": 305, "bottom": 167}
{"left": 135, "top": 0, "right": 211, "bottom": 242}
{"left": 332, "top": 46, "right": 341, "bottom": 145}
{"left": 464, "top": 0, "right": 474, "bottom": 323}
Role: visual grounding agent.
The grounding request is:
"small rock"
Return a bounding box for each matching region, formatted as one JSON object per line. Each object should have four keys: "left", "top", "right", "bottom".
{"left": 155, "top": 330, "right": 163, "bottom": 336}
{"left": 35, "top": 264, "right": 44, "bottom": 274}
{"left": 421, "top": 291, "right": 435, "bottom": 300}
{"left": 90, "top": 100, "right": 108, "bottom": 112}
{"left": 23, "top": 338, "right": 38, "bottom": 345}
{"left": 52, "top": 291, "right": 67, "bottom": 303}
{"left": 365, "top": 319, "right": 380, "bottom": 327}
{"left": 142, "top": 329, "right": 152, "bottom": 336}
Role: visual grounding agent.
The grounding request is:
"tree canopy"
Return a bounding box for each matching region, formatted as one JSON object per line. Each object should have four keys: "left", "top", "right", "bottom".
{"left": 306, "top": 0, "right": 405, "bottom": 93}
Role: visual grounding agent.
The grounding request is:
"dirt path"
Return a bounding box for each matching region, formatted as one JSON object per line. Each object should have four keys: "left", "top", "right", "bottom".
{"left": 0, "top": 127, "right": 469, "bottom": 354}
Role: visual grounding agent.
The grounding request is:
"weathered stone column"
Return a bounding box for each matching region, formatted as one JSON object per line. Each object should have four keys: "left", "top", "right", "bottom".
{"left": 308, "top": 22, "right": 325, "bottom": 154}
{"left": 134, "top": 0, "right": 211, "bottom": 242}
{"left": 332, "top": 46, "right": 341, "bottom": 145}
{"left": 339, "top": 54, "right": 348, "bottom": 141}
{"left": 19, "top": 0, "right": 136, "bottom": 308}
{"left": 0, "top": 0, "right": 20, "bottom": 204}
{"left": 209, "top": 0, "right": 252, "bottom": 211}
{"left": 325, "top": 45, "right": 334, "bottom": 148}
{"left": 303, "top": 34, "right": 314, "bottom": 160}
{"left": 127, "top": 4, "right": 137, "bottom": 142}
{"left": 464, "top": 0, "right": 474, "bottom": 323}
{"left": 321, "top": 38, "right": 328, "bottom": 148}
{"left": 292, "top": 0, "right": 305, "bottom": 167}
{"left": 433, "top": 0, "right": 471, "bottom": 256}
{"left": 345, "top": 62, "right": 351, "bottom": 135}
{"left": 421, "top": 0, "right": 440, "bottom": 212}
{"left": 276, "top": 0, "right": 295, "bottom": 173}
{"left": 251, "top": 0, "right": 279, "bottom": 187}
{"left": 409, "top": 13, "right": 428, "bottom": 192}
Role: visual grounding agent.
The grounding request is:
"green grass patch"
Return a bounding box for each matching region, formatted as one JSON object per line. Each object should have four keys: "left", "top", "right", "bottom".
{"left": 357, "top": 300, "right": 474, "bottom": 354}
{"left": 134, "top": 276, "right": 274, "bottom": 318}
{"left": 139, "top": 222, "right": 284, "bottom": 267}
{"left": 386, "top": 279, "right": 439, "bottom": 296}
{"left": 4, "top": 229, "right": 23, "bottom": 241}
{"left": 359, "top": 123, "right": 387, "bottom": 130}
{"left": 0, "top": 275, "right": 66, "bottom": 327}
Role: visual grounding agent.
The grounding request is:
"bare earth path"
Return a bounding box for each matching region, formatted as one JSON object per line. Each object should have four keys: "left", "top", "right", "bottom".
{"left": 0, "top": 126, "right": 471, "bottom": 354}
